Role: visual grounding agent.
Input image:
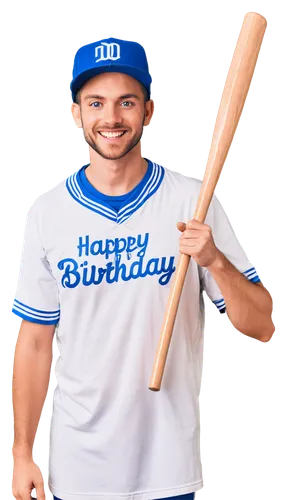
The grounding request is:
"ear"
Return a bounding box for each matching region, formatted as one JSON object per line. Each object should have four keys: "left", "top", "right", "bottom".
{"left": 71, "top": 102, "right": 83, "bottom": 128}
{"left": 143, "top": 99, "right": 154, "bottom": 126}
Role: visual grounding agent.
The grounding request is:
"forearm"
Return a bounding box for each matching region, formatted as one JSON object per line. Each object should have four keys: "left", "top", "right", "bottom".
{"left": 208, "top": 249, "right": 274, "bottom": 341}
{"left": 12, "top": 333, "right": 52, "bottom": 459}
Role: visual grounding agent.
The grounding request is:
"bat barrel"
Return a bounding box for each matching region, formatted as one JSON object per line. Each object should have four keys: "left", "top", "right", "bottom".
{"left": 211, "top": 12, "right": 267, "bottom": 160}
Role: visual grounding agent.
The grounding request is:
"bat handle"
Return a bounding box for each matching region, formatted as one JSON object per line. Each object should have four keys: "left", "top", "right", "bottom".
{"left": 148, "top": 208, "right": 207, "bottom": 391}
{"left": 148, "top": 252, "right": 191, "bottom": 391}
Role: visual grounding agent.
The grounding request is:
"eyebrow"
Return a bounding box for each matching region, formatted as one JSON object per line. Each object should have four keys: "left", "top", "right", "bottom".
{"left": 83, "top": 93, "right": 141, "bottom": 101}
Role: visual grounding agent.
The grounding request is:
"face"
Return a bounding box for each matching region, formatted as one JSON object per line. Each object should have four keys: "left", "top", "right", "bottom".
{"left": 71, "top": 72, "right": 154, "bottom": 160}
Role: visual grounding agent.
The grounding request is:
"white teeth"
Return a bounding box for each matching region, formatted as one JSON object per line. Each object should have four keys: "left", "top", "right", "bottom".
{"left": 100, "top": 131, "right": 125, "bottom": 138}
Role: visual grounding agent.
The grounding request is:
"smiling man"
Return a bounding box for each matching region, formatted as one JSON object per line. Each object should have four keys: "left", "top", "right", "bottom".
{"left": 11, "top": 37, "right": 274, "bottom": 500}
{"left": 71, "top": 69, "right": 153, "bottom": 202}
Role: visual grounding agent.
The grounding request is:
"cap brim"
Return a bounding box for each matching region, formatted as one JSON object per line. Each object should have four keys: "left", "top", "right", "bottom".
{"left": 70, "top": 65, "right": 151, "bottom": 101}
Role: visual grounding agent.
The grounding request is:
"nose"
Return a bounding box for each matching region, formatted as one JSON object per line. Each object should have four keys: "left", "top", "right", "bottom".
{"left": 102, "top": 102, "right": 124, "bottom": 127}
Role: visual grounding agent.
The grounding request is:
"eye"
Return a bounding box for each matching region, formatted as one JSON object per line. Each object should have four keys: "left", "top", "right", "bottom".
{"left": 90, "top": 102, "right": 101, "bottom": 108}
{"left": 121, "top": 101, "right": 134, "bottom": 107}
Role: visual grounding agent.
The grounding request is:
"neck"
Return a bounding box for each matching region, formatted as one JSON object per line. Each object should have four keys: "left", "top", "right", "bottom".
{"left": 85, "top": 147, "right": 148, "bottom": 196}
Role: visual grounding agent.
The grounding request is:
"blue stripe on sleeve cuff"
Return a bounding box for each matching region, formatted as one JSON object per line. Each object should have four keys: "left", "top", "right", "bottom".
{"left": 12, "top": 299, "right": 60, "bottom": 324}
{"left": 213, "top": 297, "right": 227, "bottom": 313}
{"left": 243, "top": 266, "right": 261, "bottom": 283}
{"left": 12, "top": 308, "right": 60, "bottom": 324}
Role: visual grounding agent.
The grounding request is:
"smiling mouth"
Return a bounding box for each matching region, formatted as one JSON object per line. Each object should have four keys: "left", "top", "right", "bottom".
{"left": 98, "top": 131, "right": 128, "bottom": 140}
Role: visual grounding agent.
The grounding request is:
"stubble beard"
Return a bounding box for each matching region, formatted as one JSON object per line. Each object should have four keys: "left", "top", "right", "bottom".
{"left": 82, "top": 113, "right": 146, "bottom": 161}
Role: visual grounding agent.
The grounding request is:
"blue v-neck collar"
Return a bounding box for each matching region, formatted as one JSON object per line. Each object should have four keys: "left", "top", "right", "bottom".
{"left": 66, "top": 158, "right": 165, "bottom": 225}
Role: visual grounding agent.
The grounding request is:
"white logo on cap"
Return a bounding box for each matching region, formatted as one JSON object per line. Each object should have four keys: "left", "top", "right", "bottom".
{"left": 95, "top": 42, "right": 120, "bottom": 62}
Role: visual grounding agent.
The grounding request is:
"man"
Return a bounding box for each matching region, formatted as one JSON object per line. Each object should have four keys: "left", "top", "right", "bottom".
{"left": 11, "top": 37, "right": 274, "bottom": 500}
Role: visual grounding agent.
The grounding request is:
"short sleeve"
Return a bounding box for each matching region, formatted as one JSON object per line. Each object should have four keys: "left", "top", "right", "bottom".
{"left": 198, "top": 193, "right": 261, "bottom": 314}
{"left": 12, "top": 200, "right": 60, "bottom": 324}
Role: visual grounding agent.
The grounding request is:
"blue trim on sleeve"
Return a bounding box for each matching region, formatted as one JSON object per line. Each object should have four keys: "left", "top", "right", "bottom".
{"left": 14, "top": 299, "right": 60, "bottom": 316}
{"left": 12, "top": 299, "right": 60, "bottom": 323}
{"left": 213, "top": 297, "right": 226, "bottom": 312}
{"left": 243, "top": 267, "right": 261, "bottom": 283}
{"left": 12, "top": 308, "right": 60, "bottom": 325}
{"left": 249, "top": 276, "right": 261, "bottom": 283}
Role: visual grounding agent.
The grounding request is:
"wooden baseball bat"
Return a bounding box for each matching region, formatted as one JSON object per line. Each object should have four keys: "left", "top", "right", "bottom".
{"left": 148, "top": 12, "right": 267, "bottom": 391}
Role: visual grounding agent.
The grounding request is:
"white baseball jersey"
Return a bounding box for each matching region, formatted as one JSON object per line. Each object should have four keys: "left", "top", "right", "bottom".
{"left": 12, "top": 158, "right": 260, "bottom": 500}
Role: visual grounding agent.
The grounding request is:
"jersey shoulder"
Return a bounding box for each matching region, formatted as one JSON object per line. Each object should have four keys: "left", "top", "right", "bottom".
{"left": 26, "top": 173, "right": 70, "bottom": 217}
{"left": 163, "top": 165, "right": 203, "bottom": 196}
{"left": 161, "top": 164, "right": 223, "bottom": 221}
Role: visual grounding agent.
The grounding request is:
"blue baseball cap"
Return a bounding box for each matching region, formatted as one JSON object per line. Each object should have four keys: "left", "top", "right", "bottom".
{"left": 70, "top": 37, "right": 152, "bottom": 102}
